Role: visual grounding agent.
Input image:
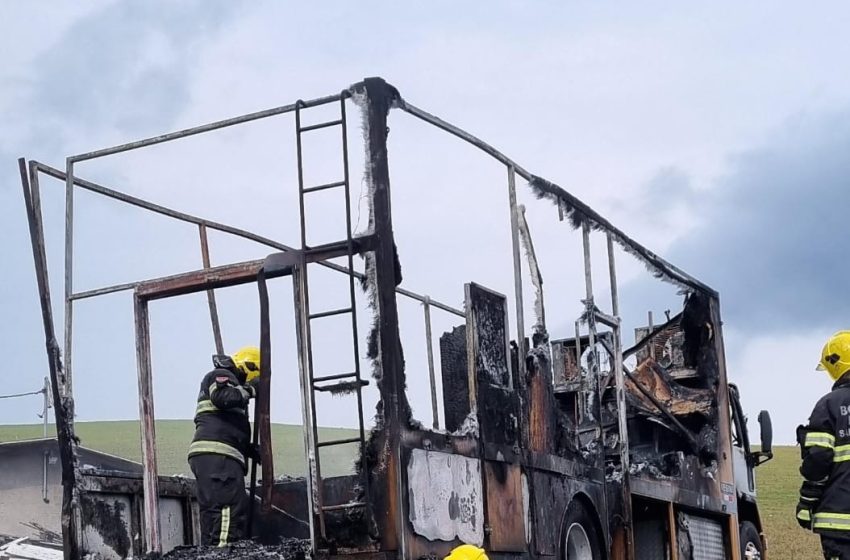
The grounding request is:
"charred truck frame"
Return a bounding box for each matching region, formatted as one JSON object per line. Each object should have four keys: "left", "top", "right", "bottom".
{"left": 20, "top": 77, "right": 773, "bottom": 560}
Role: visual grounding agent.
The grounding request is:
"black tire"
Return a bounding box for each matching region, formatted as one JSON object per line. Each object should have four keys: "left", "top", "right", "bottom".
{"left": 562, "top": 500, "right": 604, "bottom": 560}
{"left": 739, "top": 520, "right": 763, "bottom": 560}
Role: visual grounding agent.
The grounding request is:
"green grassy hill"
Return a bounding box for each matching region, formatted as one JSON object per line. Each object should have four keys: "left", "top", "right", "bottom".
{"left": 0, "top": 423, "right": 823, "bottom": 558}
{"left": 0, "top": 420, "right": 359, "bottom": 477}
{"left": 755, "top": 446, "right": 820, "bottom": 559}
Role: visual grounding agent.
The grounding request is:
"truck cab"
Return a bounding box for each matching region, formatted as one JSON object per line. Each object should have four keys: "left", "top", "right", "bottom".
{"left": 729, "top": 383, "right": 774, "bottom": 559}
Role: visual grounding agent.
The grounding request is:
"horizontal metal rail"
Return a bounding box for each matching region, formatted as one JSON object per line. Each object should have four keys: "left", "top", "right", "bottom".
{"left": 69, "top": 93, "right": 346, "bottom": 163}
{"left": 303, "top": 180, "right": 346, "bottom": 194}
{"left": 32, "top": 162, "right": 464, "bottom": 317}
{"left": 399, "top": 101, "right": 715, "bottom": 297}
{"left": 316, "top": 437, "right": 362, "bottom": 448}
{"left": 299, "top": 119, "right": 343, "bottom": 133}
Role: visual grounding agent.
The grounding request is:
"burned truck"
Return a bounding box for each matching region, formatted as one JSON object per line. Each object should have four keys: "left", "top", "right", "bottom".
{"left": 20, "top": 77, "right": 773, "bottom": 560}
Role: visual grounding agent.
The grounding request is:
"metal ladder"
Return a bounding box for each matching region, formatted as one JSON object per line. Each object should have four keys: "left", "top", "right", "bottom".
{"left": 294, "top": 96, "right": 370, "bottom": 540}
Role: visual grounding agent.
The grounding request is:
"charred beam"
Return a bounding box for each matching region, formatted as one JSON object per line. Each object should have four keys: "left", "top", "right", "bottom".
{"left": 20, "top": 158, "right": 81, "bottom": 560}
{"left": 352, "top": 76, "right": 407, "bottom": 552}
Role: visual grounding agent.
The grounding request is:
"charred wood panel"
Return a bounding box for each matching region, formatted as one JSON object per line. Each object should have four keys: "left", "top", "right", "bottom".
{"left": 440, "top": 325, "right": 470, "bottom": 433}
{"left": 484, "top": 462, "right": 525, "bottom": 552}
{"left": 526, "top": 350, "right": 556, "bottom": 455}
{"left": 465, "top": 283, "right": 518, "bottom": 447}
{"left": 466, "top": 284, "right": 511, "bottom": 388}
{"left": 528, "top": 471, "right": 570, "bottom": 556}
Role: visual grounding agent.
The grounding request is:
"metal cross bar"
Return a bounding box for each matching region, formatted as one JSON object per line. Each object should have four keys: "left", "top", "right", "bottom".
{"left": 33, "top": 163, "right": 464, "bottom": 317}
{"left": 69, "top": 93, "right": 346, "bottom": 163}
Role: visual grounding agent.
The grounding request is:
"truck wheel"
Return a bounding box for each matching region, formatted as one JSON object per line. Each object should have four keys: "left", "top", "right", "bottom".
{"left": 562, "top": 500, "right": 603, "bottom": 560}
{"left": 739, "top": 521, "right": 763, "bottom": 560}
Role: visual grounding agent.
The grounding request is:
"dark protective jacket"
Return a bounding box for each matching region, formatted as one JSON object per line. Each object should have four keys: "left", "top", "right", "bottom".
{"left": 188, "top": 368, "right": 253, "bottom": 469}
{"left": 798, "top": 374, "right": 850, "bottom": 537}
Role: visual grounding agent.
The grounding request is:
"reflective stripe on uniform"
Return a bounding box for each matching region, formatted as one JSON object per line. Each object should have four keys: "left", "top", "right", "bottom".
{"left": 833, "top": 444, "right": 850, "bottom": 462}
{"left": 218, "top": 505, "right": 231, "bottom": 547}
{"left": 813, "top": 512, "right": 850, "bottom": 531}
{"left": 195, "top": 399, "right": 246, "bottom": 417}
{"left": 798, "top": 509, "right": 812, "bottom": 521}
{"left": 196, "top": 400, "right": 219, "bottom": 415}
{"left": 188, "top": 440, "right": 245, "bottom": 466}
{"left": 805, "top": 432, "right": 836, "bottom": 449}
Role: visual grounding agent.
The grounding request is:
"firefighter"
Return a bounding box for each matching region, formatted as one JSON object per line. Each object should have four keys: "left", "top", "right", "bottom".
{"left": 444, "top": 544, "right": 489, "bottom": 560}
{"left": 797, "top": 331, "right": 850, "bottom": 559}
{"left": 188, "top": 346, "right": 261, "bottom": 547}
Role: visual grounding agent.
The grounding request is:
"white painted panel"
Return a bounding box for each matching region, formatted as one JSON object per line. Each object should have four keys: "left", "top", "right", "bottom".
{"left": 158, "top": 498, "right": 186, "bottom": 553}
{"left": 407, "top": 449, "right": 483, "bottom": 546}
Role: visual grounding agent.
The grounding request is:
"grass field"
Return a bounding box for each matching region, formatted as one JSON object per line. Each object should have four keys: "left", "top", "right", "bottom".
{"left": 0, "top": 423, "right": 824, "bottom": 558}
{"left": 755, "top": 446, "right": 821, "bottom": 559}
{"left": 0, "top": 420, "right": 359, "bottom": 477}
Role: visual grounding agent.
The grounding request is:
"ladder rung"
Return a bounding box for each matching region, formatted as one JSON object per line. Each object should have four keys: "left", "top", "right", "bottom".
{"left": 309, "top": 307, "right": 352, "bottom": 320}
{"left": 298, "top": 119, "right": 343, "bottom": 133}
{"left": 314, "top": 379, "right": 368, "bottom": 393}
{"left": 321, "top": 501, "right": 367, "bottom": 512}
{"left": 317, "top": 437, "right": 362, "bottom": 448}
{"left": 313, "top": 371, "right": 359, "bottom": 383}
{"left": 302, "top": 180, "right": 346, "bottom": 194}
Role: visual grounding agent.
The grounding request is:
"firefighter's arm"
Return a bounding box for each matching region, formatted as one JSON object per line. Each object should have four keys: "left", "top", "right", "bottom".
{"left": 208, "top": 370, "right": 253, "bottom": 409}
{"left": 800, "top": 398, "right": 835, "bottom": 482}
{"left": 796, "top": 398, "right": 835, "bottom": 529}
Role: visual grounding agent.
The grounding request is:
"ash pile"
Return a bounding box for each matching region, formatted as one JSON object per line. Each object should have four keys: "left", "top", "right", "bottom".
{"left": 158, "top": 539, "right": 310, "bottom": 560}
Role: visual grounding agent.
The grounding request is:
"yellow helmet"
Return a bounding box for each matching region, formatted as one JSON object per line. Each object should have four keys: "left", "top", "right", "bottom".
{"left": 444, "top": 545, "right": 488, "bottom": 560}
{"left": 232, "top": 346, "right": 261, "bottom": 383}
{"left": 817, "top": 331, "right": 850, "bottom": 381}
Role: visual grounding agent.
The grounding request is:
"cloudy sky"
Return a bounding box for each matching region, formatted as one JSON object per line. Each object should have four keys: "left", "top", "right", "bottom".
{"left": 2, "top": 2, "right": 850, "bottom": 449}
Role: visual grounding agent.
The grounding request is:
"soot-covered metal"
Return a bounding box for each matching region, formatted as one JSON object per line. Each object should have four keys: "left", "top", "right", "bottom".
{"left": 21, "top": 76, "right": 741, "bottom": 560}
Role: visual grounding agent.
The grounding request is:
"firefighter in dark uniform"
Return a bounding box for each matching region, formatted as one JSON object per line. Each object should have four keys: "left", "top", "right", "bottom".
{"left": 188, "top": 346, "right": 261, "bottom": 547}
{"left": 797, "top": 331, "right": 850, "bottom": 559}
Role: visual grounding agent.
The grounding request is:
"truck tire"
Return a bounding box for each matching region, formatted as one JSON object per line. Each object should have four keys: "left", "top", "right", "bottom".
{"left": 562, "top": 500, "right": 603, "bottom": 560}
{"left": 739, "top": 521, "right": 763, "bottom": 560}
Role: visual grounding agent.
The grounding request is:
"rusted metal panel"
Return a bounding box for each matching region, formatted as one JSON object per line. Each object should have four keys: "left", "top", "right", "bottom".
{"left": 406, "top": 449, "right": 484, "bottom": 546}
{"left": 484, "top": 462, "right": 525, "bottom": 552}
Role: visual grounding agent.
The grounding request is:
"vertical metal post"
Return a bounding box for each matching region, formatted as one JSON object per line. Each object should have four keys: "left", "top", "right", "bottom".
{"left": 607, "top": 233, "right": 619, "bottom": 317}
{"left": 22, "top": 159, "right": 79, "bottom": 559}
{"left": 423, "top": 297, "right": 439, "bottom": 430}
{"left": 198, "top": 225, "right": 224, "bottom": 354}
{"left": 507, "top": 166, "right": 526, "bottom": 379}
{"left": 43, "top": 376, "right": 50, "bottom": 437}
{"left": 581, "top": 223, "right": 597, "bottom": 378}
{"left": 133, "top": 294, "right": 161, "bottom": 554}
{"left": 291, "top": 264, "right": 319, "bottom": 548}
{"left": 43, "top": 376, "right": 50, "bottom": 503}
{"left": 648, "top": 311, "right": 655, "bottom": 360}
{"left": 582, "top": 222, "right": 594, "bottom": 302}
{"left": 64, "top": 159, "right": 75, "bottom": 399}
{"left": 358, "top": 77, "right": 407, "bottom": 554}
{"left": 607, "top": 233, "right": 633, "bottom": 559}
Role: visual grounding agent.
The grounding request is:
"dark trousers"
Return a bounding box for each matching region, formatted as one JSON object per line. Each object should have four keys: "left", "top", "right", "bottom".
{"left": 189, "top": 454, "right": 249, "bottom": 546}
{"left": 822, "top": 536, "right": 850, "bottom": 560}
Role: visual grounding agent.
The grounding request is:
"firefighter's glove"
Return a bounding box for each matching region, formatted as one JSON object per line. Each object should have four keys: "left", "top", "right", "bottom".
{"left": 797, "top": 479, "right": 825, "bottom": 530}
{"left": 237, "top": 385, "right": 254, "bottom": 401}
{"left": 796, "top": 502, "right": 813, "bottom": 530}
{"left": 246, "top": 377, "right": 260, "bottom": 398}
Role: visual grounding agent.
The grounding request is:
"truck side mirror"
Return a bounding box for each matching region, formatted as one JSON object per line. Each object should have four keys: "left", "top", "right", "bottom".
{"left": 754, "top": 410, "right": 773, "bottom": 465}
